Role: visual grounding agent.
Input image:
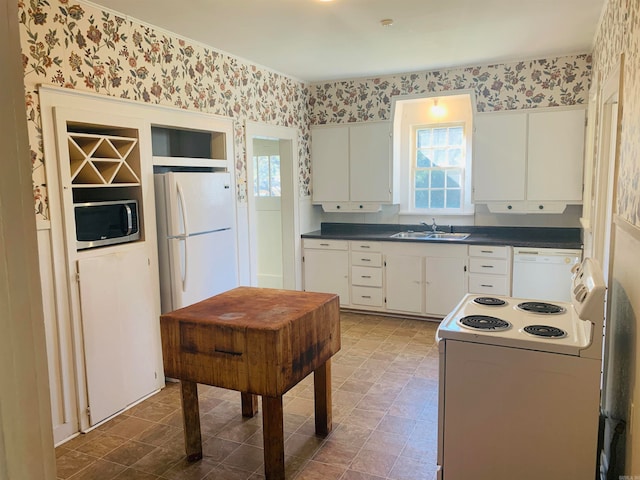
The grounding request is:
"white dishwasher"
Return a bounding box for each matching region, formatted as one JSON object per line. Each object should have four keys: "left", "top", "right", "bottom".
{"left": 512, "top": 247, "right": 582, "bottom": 302}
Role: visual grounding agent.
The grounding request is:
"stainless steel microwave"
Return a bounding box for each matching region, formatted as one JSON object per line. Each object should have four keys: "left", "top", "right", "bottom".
{"left": 74, "top": 200, "right": 140, "bottom": 250}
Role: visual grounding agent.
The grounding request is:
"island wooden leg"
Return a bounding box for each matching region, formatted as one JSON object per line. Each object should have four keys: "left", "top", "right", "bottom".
{"left": 262, "top": 395, "right": 285, "bottom": 480}
{"left": 179, "top": 380, "right": 203, "bottom": 462}
{"left": 313, "top": 359, "right": 332, "bottom": 435}
{"left": 241, "top": 392, "right": 258, "bottom": 417}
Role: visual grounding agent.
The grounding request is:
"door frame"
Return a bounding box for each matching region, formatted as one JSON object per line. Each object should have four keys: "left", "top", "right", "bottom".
{"left": 245, "top": 121, "right": 301, "bottom": 290}
{"left": 592, "top": 56, "right": 624, "bottom": 286}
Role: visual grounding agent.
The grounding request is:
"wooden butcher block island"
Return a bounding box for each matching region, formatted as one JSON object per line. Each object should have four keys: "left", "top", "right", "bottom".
{"left": 160, "top": 287, "right": 341, "bottom": 479}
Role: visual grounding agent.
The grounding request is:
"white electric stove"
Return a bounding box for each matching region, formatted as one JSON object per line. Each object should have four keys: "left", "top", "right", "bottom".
{"left": 436, "top": 257, "right": 606, "bottom": 480}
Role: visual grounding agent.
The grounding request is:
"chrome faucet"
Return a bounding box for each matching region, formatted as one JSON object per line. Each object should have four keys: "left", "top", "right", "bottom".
{"left": 421, "top": 218, "right": 439, "bottom": 232}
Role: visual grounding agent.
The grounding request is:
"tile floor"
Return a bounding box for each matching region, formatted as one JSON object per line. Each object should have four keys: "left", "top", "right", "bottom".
{"left": 55, "top": 312, "right": 440, "bottom": 480}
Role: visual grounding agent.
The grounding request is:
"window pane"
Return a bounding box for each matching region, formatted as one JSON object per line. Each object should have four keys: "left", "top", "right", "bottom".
{"left": 415, "top": 190, "right": 429, "bottom": 209}
{"left": 253, "top": 157, "right": 259, "bottom": 196}
{"left": 415, "top": 170, "right": 429, "bottom": 188}
{"left": 417, "top": 150, "right": 433, "bottom": 167}
{"left": 258, "top": 156, "right": 270, "bottom": 196}
{"left": 449, "top": 126, "right": 464, "bottom": 145}
{"left": 417, "top": 129, "right": 432, "bottom": 148}
{"left": 449, "top": 148, "right": 463, "bottom": 166}
{"left": 434, "top": 149, "right": 447, "bottom": 166}
{"left": 431, "top": 190, "right": 445, "bottom": 208}
{"left": 446, "top": 170, "right": 461, "bottom": 188}
{"left": 270, "top": 156, "right": 281, "bottom": 196}
{"left": 433, "top": 128, "right": 448, "bottom": 146}
{"left": 432, "top": 169, "right": 445, "bottom": 188}
{"left": 446, "top": 189, "right": 461, "bottom": 208}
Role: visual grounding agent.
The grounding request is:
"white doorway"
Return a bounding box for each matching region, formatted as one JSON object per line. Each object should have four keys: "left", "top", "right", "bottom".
{"left": 246, "top": 122, "right": 301, "bottom": 290}
{"left": 592, "top": 61, "right": 622, "bottom": 286}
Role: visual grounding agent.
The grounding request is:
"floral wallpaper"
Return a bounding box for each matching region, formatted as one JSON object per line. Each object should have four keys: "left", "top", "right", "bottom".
{"left": 18, "top": 0, "right": 311, "bottom": 220}
{"left": 591, "top": 0, "right": 640, "bottom": 227}
{"left": 309, "top": 55, "right": 592, "bottom": 125}
{"left": 19, "top": 0, "right": 595, "bottom": 223}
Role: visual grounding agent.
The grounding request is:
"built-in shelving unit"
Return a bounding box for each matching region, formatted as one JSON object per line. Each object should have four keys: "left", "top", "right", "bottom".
{"left": 151, "top": 126, "right": 228, "bottom": 168}
{"left": 67, "top": 132, "right": 140, "bottom": 186}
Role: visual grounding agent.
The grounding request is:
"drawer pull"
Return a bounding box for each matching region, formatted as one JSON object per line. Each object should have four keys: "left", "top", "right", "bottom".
{"left": 481, "top": 265, "right": 494, "bottom": 268}
{"left": 481, "top": 250, "right": 493, "bottom": 254}
{"left": 480, "top": 284, "right": 494, "bottom": 288}
{"left": 214, "top": 348, "right": 243, "bottom": 357}
{"left": 361, "top": 295, "right": 371, "bottom": 299}
{"left": 360, "top": 245, "right": 371, "bottom": 249}
{"left": 361, "top": 275, "right": 372, "bottom": 279}
{"left": 361, "top": 258, "right": 371, "bottom": 262}
{"left": 320, "top": 243, "right": 330, "bottom": 246}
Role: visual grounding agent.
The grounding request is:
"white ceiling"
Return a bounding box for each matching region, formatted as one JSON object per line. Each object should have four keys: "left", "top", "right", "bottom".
{"left": 88, "top": 0, "right": 606, "bottom": 83}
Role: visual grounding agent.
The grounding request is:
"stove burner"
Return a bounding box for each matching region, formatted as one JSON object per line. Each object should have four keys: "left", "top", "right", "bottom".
{"left": 459, "top": 315, "right": 511, "bottom": 331}
{"left": 473, "top": 297, "right": 507, "bottom": 306}
{"left": 517, "top": 302, "right": 566, "bottom": 315}
{"left": 523, "top": 325, "right": 567, "bottom": 338}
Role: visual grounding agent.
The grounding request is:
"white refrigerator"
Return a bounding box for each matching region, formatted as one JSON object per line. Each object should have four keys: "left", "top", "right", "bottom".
{"left": 154, "top": 171, "right": 239, "bottom": 313}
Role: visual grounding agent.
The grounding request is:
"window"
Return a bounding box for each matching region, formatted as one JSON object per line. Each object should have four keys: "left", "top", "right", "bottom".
{"left": 412, "top": 124, "right": 465, "bottom": 210}
{"left": 253, "top": 155, "right": 281, "bottom": 197}
{"left": 393, "top": 92, "right": 474, "bottom": 216}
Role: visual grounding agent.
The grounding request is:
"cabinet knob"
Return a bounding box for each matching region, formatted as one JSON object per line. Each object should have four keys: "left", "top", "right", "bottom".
{"left": 507, "top": 205, "right": 513, "bottom": 210}
{"left": 359, "top": 205, "right": 364, "bottom": 209}
{"left": 538, "top": 205, "right": 544, "bottom": 210}
{"left": 336, "top": 205, "right": 341, "bottom": 209}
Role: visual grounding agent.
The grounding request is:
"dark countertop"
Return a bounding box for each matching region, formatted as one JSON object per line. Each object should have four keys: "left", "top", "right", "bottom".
{"left": 301, "top": 223, "right": 583, "bottom": 249}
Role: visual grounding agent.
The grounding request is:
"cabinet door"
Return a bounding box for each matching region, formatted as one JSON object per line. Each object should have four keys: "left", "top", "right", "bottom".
{"left": 527, "top": 109, "right": 585, "bottom": 202}
{"left": 473, "top": 113, "right": 527, "bottom": 202}
{"left": 78, "top": 247, "right": 161, "bottom": 426}
{"left": 303, "top": 249, "right": 350, "bottom": 305}
{"left": 311, "top": 126, "right": 349, "bottom": 202}
{"left": 425, "top": 256, "right": 466, "bottom": 317}
{"left": 385, "top": 255, "right": 423, "bottom": 314}
{"left": 349, "top": 122, "right": 392, "bottom": 202}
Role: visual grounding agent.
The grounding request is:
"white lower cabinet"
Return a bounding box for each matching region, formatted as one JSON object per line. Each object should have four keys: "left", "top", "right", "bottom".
{"left": 425, "top": 254, "right": 467, "bottom": 317}
{"left": 350, "top": 241, "right": 384, "bottom": 309}
{"left": 303, "top": 239, "right": 350, "bottom": 305}
{"left": 467, "top": 245, "right": 512, "bottom": 296}
{"left": 384, "top": 254, "right": 423, "bottom": 314}
{"left": 383, "top": 242, "right": 468, "bottom": 318}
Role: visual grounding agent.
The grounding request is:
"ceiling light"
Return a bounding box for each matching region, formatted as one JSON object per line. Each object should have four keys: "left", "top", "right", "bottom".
{"left": 380, "top": 19, "right": 394, "bottom": 27}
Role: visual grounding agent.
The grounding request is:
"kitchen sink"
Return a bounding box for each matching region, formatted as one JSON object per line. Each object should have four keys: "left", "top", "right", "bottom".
{"left": 427, "top": 233, "right": 470, "bottom": 240}
{"left": 390, "top": 231, "right": 430, "bottom": 239}
{"left": 390, "top": 231, "right": 470, "bottom": 240}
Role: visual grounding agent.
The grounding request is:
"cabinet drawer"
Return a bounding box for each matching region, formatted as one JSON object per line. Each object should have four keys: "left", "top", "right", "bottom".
{"left": 303, "top": 239, "right": 349, "bottom": 250}
{"left": 350, "top": 241, "right": 382, "bottom": 252}
{"left": 469, "top": 245, "right": 510, "bottom": 259}
{"left": 469, "top": 257, "right": 508, "bottom": 275}
{"left": 351, "top": 286, "right": 383, "bottom": 307}
{"left": 351, "top": 252, "right": 382, "bottom": 267}
{"left": 468, "top": 274, "right": 510, "bottom": 296}
{"left": 351, "top": 266, "right": 382, "bottom": 287}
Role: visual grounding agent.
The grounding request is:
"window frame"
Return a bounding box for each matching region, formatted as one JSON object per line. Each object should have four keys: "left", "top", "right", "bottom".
{"left": 253, "top": 154, "right": 281, "bottom": 197}
{"left": 408, "top": 121, "right": 474, "bottom": 215}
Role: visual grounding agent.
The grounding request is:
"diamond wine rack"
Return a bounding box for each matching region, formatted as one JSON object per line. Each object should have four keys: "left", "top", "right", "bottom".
{"left": 67, "top": 133, "right": 141, "bottom": 186}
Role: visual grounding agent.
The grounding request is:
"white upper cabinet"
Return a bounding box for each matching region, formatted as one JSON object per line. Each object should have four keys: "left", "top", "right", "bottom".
{"left": 473, "top": 107, "right": 586, "bottom": 213}
{"left": 311, "top": 122, "right": 392, "bottom": 211}
{"left": 527, "top": 109, "right": 585, "bottom": 202}
{"left": 473, "top": 112, "right": 527, "bottom": 202}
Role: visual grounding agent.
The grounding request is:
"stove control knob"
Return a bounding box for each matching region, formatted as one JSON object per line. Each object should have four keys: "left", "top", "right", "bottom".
{"left": 571, "top": 263, "right": 581, "bottom": 275}
{"left": 574, "top": 284, "right": 588, "bottom": 302}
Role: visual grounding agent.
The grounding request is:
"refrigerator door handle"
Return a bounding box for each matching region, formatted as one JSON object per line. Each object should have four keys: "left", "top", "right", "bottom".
{"left": 176, "top": 181, "right": 190, "bottom": 293}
